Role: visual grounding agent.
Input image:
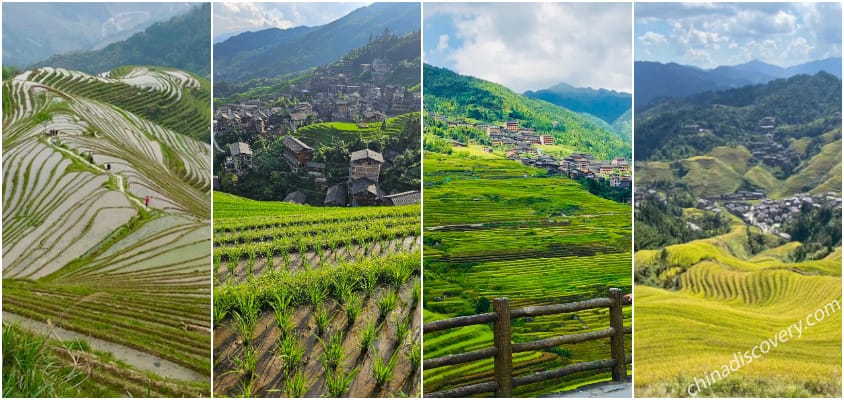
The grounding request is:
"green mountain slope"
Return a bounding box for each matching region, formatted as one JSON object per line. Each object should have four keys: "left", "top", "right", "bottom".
{"left": 32, "top": 4, "right": 210, "bottom": 77}
{"left": 423, "top": 64, "right": 630, "bottom": 159}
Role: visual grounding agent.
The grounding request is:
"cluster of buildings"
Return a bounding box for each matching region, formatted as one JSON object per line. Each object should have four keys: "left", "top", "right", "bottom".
{"left": 221, "top": 138, "right": 419, "bottom": 207}
{"left": 214, "top": 56, "right": 420, "bottom": 140}
{"left": 693, "top": 192, "right": 841, "bottom": 238}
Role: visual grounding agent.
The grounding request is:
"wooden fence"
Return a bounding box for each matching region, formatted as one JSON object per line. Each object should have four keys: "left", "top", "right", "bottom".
{"left": 423, "top": 287, "right": 632, "bottom": 397}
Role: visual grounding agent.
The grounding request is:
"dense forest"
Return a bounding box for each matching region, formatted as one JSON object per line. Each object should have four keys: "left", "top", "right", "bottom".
{"left": 32, "top": 4, "right": 210, "bottom": 77}
{"left": 423, "top": 64, "right": 630, "bottom": 160}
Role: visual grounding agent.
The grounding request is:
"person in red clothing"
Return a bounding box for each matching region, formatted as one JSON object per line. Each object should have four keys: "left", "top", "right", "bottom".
{"left": 144, "top": 195, "right": 150, "bottom": 208}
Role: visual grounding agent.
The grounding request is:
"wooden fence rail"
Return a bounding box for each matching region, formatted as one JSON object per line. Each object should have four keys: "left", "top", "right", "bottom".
{"left": 424, "top": 287, "right": 632, "bottom": 398}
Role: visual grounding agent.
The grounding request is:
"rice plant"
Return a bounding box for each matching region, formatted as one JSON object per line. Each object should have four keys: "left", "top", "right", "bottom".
{"left": 284, "top": 370, "right": 310, "bottom": 398}
{"left": 230, "top": 345, "right": 259, "bottom": 381}
{"left": 408, "top": 338, "right": 421, "bottom": 373}
{"left": 305, "top": 281, "right": 328, "bottom": 310}
{"left": 371, "top": 350, "right": 399, "bottom": 388}
{"left": 344, "top": 294, "right": 363, "bottom": 327}
{"left": 324, "top": 367, "right": 359, "bottom": 397}
{"left": 313, "top": 304, "right": 334, "bottom": 337}
{"left": 275, "top": 334, "right": 306, "bottom": 377}
{"left": 377, "top": 290, "right": 399, "bottom": 320}
{"left": 359, "top": 319, "right": 379, "bottom": 354}
{"left": 394, "top": 314, "right": 409, "bottom": 346}
{"left": 318, "top": 330, "right": 345, "bottom": 371}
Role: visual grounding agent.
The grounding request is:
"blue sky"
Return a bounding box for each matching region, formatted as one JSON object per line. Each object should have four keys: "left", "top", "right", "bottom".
{"left": 424, "top": 2, "right": 632, "bottom": 93}
{"left": 636, "top": 2, "right": 842, "bottom": 68}
{"left": 214, "top": 2, "right": 368, "bottom": 41}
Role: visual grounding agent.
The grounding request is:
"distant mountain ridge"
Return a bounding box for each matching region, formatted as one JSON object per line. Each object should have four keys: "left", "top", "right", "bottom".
{"left": 524, "top": 82, "right": 631, "bottom": 125}
{"left": 635, "top": 57, "right": 842, "bottom": 108}
{"left": 32, "top": 4, "right": 210, "bottom": 77}
{"left": 424, "top": 64, "right": 630, "bottom": 159}
{"left": 214, "top": 2, "right": 420, "bottom": 83}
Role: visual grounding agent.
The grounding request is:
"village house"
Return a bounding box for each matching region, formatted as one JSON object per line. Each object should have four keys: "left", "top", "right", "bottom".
{"left": 226, "top": 142, "right": 253, "bottom": 175}
{"left": 539, "top": 134, "right": 554, "bottom": 145}
{"left": 505, "top": 121, "right": 519, "bottom": 132}
{"left": 349, "top": 149, "right": 385, "bottom": 182}
{"left": 282, "top": 135, "right": 314, "bottom": 173}
{"left": 349, "top": 177, "right": 382, "bottom": 206}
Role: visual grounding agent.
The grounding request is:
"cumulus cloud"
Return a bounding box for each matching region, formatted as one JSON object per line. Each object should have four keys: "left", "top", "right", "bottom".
{"left": 426, "top": 2, "right": 632, "bottom": 93}
{"left": 638, "top": 31, "right": 667, "bottom": 46}
{"left": 635, "top": 2, "right": 840, "bottom": 67}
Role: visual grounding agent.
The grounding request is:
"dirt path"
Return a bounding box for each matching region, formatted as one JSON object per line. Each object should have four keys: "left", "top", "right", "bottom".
{"left": 3, "top": 312, "right": 207, "bottom": 383}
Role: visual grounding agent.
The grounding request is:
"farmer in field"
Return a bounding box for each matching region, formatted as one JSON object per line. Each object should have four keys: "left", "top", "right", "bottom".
{"left": 144, "top": 195, "right": 150, "bottom": 209}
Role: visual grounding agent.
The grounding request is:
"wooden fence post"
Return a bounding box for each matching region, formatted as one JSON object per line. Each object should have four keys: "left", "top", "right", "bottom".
{"left": 493, "top": 298, "right": 513, "bottom": 397}
{"left": 608, "top": 288, "right": 627, "bottom": 381}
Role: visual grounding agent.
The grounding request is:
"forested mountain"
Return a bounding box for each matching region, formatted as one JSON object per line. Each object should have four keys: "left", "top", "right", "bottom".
{"left": 424, "top": 64, "right": 630, "bottom": 159}
{"left": 32, "top": 4, "right": 210, "bottom": 77}
{"left": 213, "top": 2, "right": 420, "bottom": 83}
{"left": 636, "top": 72, "right": 841, "bottom": 161}
{"left": 523, "top": 82, "right": 631, "bottom": 124}
{"left": 635, "top": 58, "right": 842, "bottom": 108}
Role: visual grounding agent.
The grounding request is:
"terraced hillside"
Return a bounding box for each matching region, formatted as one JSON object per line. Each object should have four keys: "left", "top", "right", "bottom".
{"left": 213, "top": 192, "right": 421, "bottom": 397}
{"left": 634, "top": 221, "right": 842, "bottom": 397}
{"left": 293, "top": 113, "right": 417, "bottom": 147}
{"left": 2, "top": 66, "right": 211, "bottom": 396}
{"left": 422, "top": 151, "right": 632, "bottom": 396}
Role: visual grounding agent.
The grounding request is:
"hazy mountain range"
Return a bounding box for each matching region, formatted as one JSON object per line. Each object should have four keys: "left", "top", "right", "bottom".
{"left": 2, "top": 2, "right": 192, "bottom": 68}
{"left": 635, "top": 58, "right": 842, "bottom": 108}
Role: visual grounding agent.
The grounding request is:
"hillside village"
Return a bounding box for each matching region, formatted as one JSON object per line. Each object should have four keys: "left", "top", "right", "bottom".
{"left": 430, "top": 113, "right": 632, "bottom": 189}
{"left": 215, "top": 56, "right": 420, "bottom": 139}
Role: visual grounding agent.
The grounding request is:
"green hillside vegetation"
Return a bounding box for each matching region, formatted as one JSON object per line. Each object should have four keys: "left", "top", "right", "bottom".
{"left": 33, "top": 4, "right": 210, "bottom": 77}
{"left": 635, "top": 221, "right": 841, "bottom": 396}
{"left": 423, "top": 150, "right": 631, "bottom": 396}
{"left": 423, "top": 64, "right": 630, "bottom": 160}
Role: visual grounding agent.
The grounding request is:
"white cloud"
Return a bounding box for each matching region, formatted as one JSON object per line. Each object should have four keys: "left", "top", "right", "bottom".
{"left": 786, "top": 37, "right": 814, "bottom": 59}
{"left": 638, "top": 31, "right": 667, "bottom": 46}
{"left": 436, "top": 34, "right": 449, "bottom": 51}
{"left": 431, "top": 3, "right": 631, "bottom": 93}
